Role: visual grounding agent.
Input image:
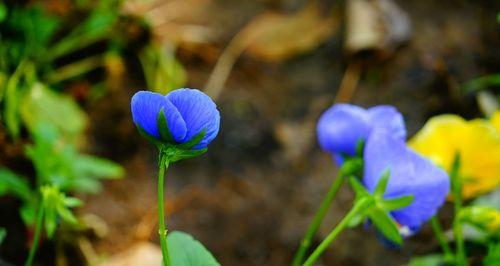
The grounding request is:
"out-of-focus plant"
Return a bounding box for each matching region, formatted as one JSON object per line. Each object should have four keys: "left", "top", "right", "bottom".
{"left": 293, "top": 104, "right": 450, "bottom": 266}
{"left": 131, "top": 89, "right": 220, "bottom": 266}
{"left": 0, "top": 123, "right": 123, "bottom": 266}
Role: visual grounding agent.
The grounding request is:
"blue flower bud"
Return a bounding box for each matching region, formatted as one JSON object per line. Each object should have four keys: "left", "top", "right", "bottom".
{"left": 363, "top": 130, "right": 450, "bottom": 230}
{"left": 317, "top": 104, "right": 406, "bottom": 161}
{"left": 131, "top": 88, "right": 220, "bottom": 150}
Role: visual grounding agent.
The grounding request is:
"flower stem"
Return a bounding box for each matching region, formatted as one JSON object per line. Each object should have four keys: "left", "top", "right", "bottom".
{"left": 430, "top": 216, "right": 454, "bottom": 264}
{"left": 292, "top": 160, "right": 360, "bottom": 266}
{"left": 25, "top": 202, "right": 45, "bottom": 266}
{"left": 303, "top": 197, "right": 371, "bottom": 266}
{"left": 450, "top": 154, "right": 467, "bottom": 266}
{"left": 158, "top": 154, "right": 172, "bottom": 266}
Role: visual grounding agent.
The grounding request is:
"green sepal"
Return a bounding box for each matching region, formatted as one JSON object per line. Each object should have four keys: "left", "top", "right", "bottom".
{"left": 160, "top": 144, "right": 208, "bottom": 163}
{"left": 355, "top": 139, "right": 365, "bottom": 157}
{"left": 157, "top": 108, "right": 175, "bottom": 143}
{"left": 348, "top": 177, "right": 370, "bottom": 198}
{"left": 136, "top": 124, "right": 163, "bottom": 146}
{"left": 367, "top": 208, "right": 403, "bottom": 245}
{"left": 178, "top": 129, "right": 206, "bottom": 150}
{"left": 379, "top": 195, "right": 414, "bottom": 211}
{"left": 374, "top": 169, "right": 390, "bottom": 197}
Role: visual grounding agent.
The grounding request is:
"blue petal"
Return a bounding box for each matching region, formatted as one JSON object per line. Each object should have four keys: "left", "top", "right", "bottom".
{"left": 368, "top": 106, "right": 406, "bottom": 141}
{"left": 131, "top": 91, "right": 187, "bottom": 141}
{"left": 317, "top": 104, "right": 370, "bottom": 156}
{"left": 167, "top": 88, "right": 220, "bottom": 149}
{"left": 363, "top": 130, "right": 450, "bottom": 228}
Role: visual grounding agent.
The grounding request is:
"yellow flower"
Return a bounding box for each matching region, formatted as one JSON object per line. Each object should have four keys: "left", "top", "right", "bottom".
{"left": 492, "top": 110, "right": 500, "bottom": 133}
{"left": 409, "top": 114, "right": 500, "bottom": 199}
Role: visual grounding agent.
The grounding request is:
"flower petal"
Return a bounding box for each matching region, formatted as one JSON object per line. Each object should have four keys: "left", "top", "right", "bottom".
{"left": 368, "top": 105, "right": 406, "bottom": 141}
{"left": 131, "top": 91, "right": 186, "bottom": 141}
{"left": 364, "top": 130, "right": 450, "bottom": 228}
{"left": 167, "top": 88, "right": 220, "bottom": 149}
{"left": 317, "top": 104, "right": 370, "bottom": 156}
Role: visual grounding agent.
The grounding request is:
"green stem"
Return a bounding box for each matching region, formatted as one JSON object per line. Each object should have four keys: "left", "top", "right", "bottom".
{"left": 303, "top": 197, "right": 371, "bottom": 266}
{"left": 292, "top": 159, "right": 361, "bottom": 266}
{"left": 158, "top": 154, "right": 172, "bottom": 266}
{"left": 450, "top": 154, "right": 467, "bottom": 266}
{"left": 25, "top": 202, "right": 45, "bottom": 266}
{"left": 430, "top": 216, "right": 454, "bottom": 264}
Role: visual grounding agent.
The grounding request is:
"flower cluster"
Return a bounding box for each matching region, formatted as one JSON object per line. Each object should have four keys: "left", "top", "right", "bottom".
{"left": 317, "top": 104, "right": 450, "bottom": 233}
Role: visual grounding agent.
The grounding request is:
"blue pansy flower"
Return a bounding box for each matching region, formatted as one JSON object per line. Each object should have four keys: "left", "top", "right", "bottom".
{"left": 317, "top": 104, "right": 406, "bottom": 161}
{"left": 363, "top": 129, "right": 450, "bottom": 231}
{"left": 131, "top": 88, "right": 220, "bottom": 150}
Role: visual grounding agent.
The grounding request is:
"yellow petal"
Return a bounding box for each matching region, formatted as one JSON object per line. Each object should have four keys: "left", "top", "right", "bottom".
{"left": 409, "top": 114, "right": 500, "bottom": 199}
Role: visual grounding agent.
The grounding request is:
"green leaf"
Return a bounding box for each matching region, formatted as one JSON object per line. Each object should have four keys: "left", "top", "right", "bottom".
{"left": 368, "top": 208, "right": 403, "bottom": 245}
{"left": 20, "top": 83, "right": 87, "bottom": 140}
{"left": 374, "top": 169, "right": 390, "bottom": 197}
{"left": 44, "top": 205, "right": 57, "bottom": 238}
{"left": 484, "top": 242, "right": 500, "bottom": 266}
{"left": 167, "top": 231, "right": 220, "bottom": 266}
{"left": 73, "top": 155, "right": 123, "bottom": 179}
{"left": 0, "top": 168, "right": 32, "bottom": 201}
{"left": 0, "top": 227, "right": 6, "bottom": 246}
{"left": 408, "top": 254, "right": 444, "bottom": 266}
{"left": 64, "top": 197, "right": 83, "bottom": 208}
{"left": 379, "top": 195, "right": 414, "bottom": 211}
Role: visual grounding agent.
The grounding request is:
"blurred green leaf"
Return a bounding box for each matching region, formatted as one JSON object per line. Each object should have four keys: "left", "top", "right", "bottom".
{"left": 0, "top": 168, "right": 32, "bottom": 201}
{"left": 167, "top": 231, "right": 220, "bottom": 266}
{"left": 139, "top": 44, "right": 186, "bottom": 94}
{"left": 74, "top": 155, "right": 123, "bottom": 179}
{"left": 461, "top": 74, "right": 500, "bottom": 93}
{"left": 0, "top": 3, "right": 7, "bottom": 23}
{"left": 484, "top": 242, "right": 500, "bottom": 266}
{"left": 0, "top": 227, "right": 6, "bottom": 246}
{"left": 0, "top": 6, "right": 59, "bottom": 67}
{"left": 408, "top": 254, "right": 444, "bottom": 266}
{"left": 45, "top": 1, "right": 120, "bottom": 61}
{"left": 20, "top": 83, "right": 87, "bottom": 140}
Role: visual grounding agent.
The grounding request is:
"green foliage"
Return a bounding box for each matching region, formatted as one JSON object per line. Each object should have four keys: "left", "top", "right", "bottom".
{"left": 408, "top": 254, "right": 444, "bottom": 266}
{"left": 25, "top": 123, "right": 123, "bottom": 194}
{"left": 139, "top": 44, "right": 187, "bottom": 94}
{"left": 20, "top": 83, "right": 87, "bottom": 140}
{"left": 484, "top": 241, "right": 500, "bottom": 266}
{"left": 0, "top": 227, "right": 6, "bottom": 246}
{"left": 167, "top": 231, "right": 220, "bottom": 266}
{"left": 40, "top": 185, "right": 82, "bottom": 238}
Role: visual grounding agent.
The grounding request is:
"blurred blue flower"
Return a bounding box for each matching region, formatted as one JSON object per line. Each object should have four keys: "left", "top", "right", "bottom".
{"left": 131, "top": 89, "right": 220, "bottom": 150}
{"left": 317, "top": 104, "right": 406, "bottom": 160}
{"left": 363, "top": 130, "right": 450, "bottom": 230}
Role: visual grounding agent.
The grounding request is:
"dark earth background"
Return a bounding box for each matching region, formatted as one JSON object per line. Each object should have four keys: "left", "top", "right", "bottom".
{"left": 1, "top": 0, "right": 499, "bottom": 265}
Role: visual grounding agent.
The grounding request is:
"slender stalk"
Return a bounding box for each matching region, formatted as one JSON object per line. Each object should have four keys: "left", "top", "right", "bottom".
{"left": 303, "top": 198, "right": 371, "bottom": 266}
{"left": 292, "top": 173, "right": 346, "bottom": 266}
{"left": 158, "top": 154, "right": 172, "bottom": 266}
{"left": 450, "top": 154, "right": 467, "bottom": 266}
{"left": 25, "top": 203, "right": 45, "bottom": 266}
{"left": 430, "top": 216, "right": 454, "bottom": 264}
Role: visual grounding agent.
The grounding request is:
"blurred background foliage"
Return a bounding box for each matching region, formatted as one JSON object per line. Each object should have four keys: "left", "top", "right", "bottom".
{"left": 0, "top": 0, "right": 499, "bottom": 265}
